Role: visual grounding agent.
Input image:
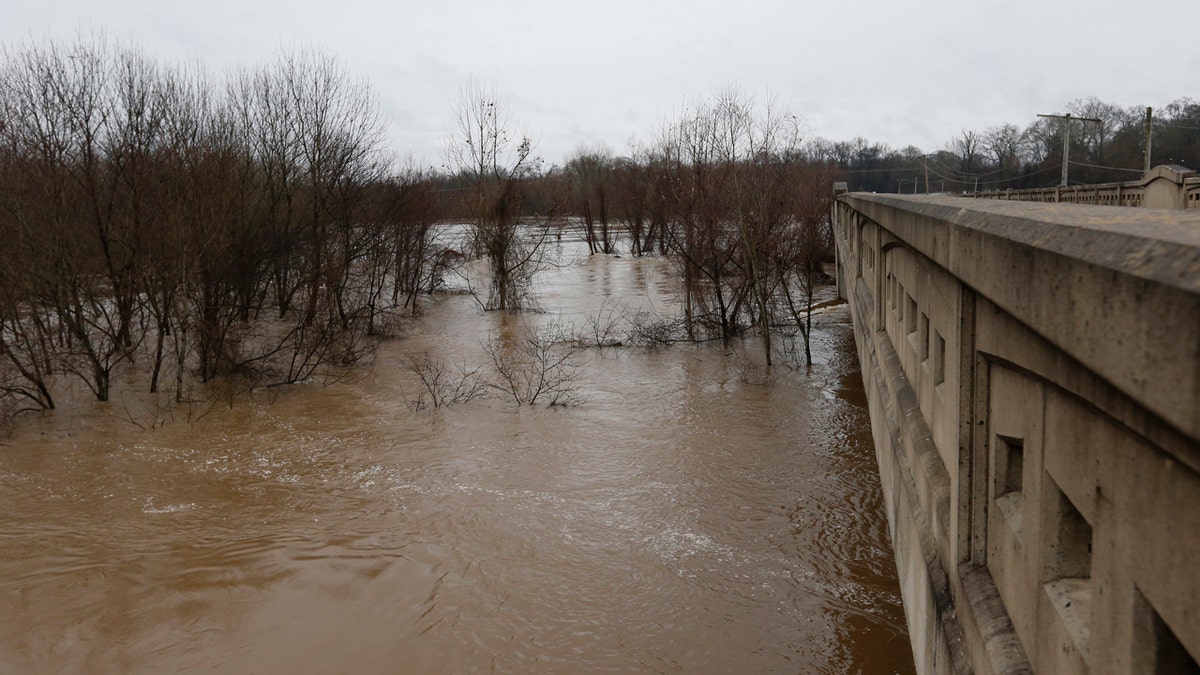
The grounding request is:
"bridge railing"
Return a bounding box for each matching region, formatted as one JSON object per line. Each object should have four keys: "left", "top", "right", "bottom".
{"left": 834, "top": 192, "right": 1200, "bottom": 675}
{"left": 973, "top": 164, "right": 1199, "bottom": 210}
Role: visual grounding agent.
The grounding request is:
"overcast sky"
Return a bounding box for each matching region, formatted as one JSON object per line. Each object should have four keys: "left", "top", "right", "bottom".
{"left": 6, "top": 0, "right": 1197, "bottom": 168}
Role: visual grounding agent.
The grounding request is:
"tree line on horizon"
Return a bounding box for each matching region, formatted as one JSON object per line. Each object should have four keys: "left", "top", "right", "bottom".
{"left": 819, "top": 97, "right": 1200, "bottom": 194}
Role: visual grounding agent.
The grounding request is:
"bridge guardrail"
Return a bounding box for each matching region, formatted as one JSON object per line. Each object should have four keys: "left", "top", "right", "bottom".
{"left": 974, "top": 164, "right": 1199, "bottom": 210}
{"left": 834, "top": 192, "right": 1200, "bottom": 675}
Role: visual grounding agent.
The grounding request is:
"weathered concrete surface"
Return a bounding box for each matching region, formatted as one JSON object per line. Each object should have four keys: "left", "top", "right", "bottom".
{"left": 834, "top": 193, "right": 1200, "bottom": 675}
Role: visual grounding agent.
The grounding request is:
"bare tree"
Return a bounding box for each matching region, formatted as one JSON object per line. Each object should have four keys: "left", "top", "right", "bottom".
{"left": 444, "top": 82, "right": 551, "bottom": 310}
{"left": 775, "top": 162, "right": 837, "bottom": 366}
{"left": 1067, "top": 96, "right": 1132, "bottom": 164}
{"left": 402, "top": 352, "right": 486, "bottom": 410}
{"left": 984, "top": 123, "right": 1026, "bottom": 173}
{"left": 1021, "top": 116, "right": 1062, "bottom": 167}
{"left": 951, "top": 128, "right": 982, "bottom": 176}
{"left": 482, "top": 323, "right": 584, "bottom": 406}
{"left": 0, "top": 35, "right": 136, "bottom": 402}
{"left": 0, "top": 36, "right": 414, "bottom": 419}
{"left": 654, "top": 89, "right": 828, "bottom": 365}
{"left": 609, "top": 150, "right": 657, "bottom": 256}
{"left": 655, "top": 97, "right": 738, "bottom": 342}
{"left": 364, "top": 169, "right": 442, "bottom": 315}
{"left": 565, "top": 145, "right": 617, "bottom": 254}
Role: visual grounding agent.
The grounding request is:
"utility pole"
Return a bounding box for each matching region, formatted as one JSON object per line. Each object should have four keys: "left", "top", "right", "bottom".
{"left": 1037, "top": 112, "right": 1102, "bottom": 187}
{"left": 1144, "top": 107, "right": 1154, "bottom": 173}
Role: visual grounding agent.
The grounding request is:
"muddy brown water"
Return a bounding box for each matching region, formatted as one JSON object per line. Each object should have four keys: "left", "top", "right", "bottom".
{"left": 0, "top": 240, "right": 914, "bottom": 674}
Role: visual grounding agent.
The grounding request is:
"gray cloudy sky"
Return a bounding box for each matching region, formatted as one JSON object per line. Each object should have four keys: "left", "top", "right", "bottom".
{"left": 7, "top": 0, "right": 1197, "bottom": 167}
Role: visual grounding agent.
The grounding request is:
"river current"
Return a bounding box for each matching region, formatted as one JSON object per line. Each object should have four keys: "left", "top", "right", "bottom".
{"left": 0, "top": 239, "right": 913, "bottom": 673}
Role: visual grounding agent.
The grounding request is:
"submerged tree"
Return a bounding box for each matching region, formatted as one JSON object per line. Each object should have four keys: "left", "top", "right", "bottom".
{"left": 444, "top": 82, "right": 550, "bottom": 310}
{"left": 0, "top": 35, "right": 440, "bottom": 418}
{"left": 653, "top": 89, "right": 836, "bottom": 365}
{"left": 565, "top": 146, "right": 618, "bottom": 255}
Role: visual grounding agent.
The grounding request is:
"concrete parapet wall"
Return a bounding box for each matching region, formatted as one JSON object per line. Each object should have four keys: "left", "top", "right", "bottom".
{"left": 975, "top": 165, "right": 1200, "bottom": 210}
{"left": 834, "top": 193, "right": 1200, "bottom": 675}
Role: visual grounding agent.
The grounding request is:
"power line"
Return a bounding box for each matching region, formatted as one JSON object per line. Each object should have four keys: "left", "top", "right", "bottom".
{"left": 912, "top": 161, "right": 1059, "bottom": 191}
{"left": 1067, "top": 160, "right": 1144, "bottom": 174}
{"left": 840, "top": 166, "right": 925, "bottom": 174}
{"left": 975, "top": 165, "right": 1060, "bottom": 186}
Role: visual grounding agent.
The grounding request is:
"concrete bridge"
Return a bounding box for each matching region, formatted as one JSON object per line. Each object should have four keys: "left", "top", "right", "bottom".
{"left": 832, "top": 190, "right": 1200, "bottom": 674}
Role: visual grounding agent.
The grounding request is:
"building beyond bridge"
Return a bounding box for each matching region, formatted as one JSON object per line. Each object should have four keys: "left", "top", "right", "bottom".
{"left": 833, "top": 189, "right": 1200, "bottom": 674}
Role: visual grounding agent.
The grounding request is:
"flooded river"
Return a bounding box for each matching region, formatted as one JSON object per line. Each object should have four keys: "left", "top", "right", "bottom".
{"left": 0, "top": 240, "right": 913, "bottom": 673}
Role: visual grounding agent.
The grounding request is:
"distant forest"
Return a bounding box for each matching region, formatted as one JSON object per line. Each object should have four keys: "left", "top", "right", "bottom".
{"left": 430, "top": 96, "right": 1200, "bottom": 219}
{"left": 813, "top": 97, "right": 1200, "bottom": 194}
